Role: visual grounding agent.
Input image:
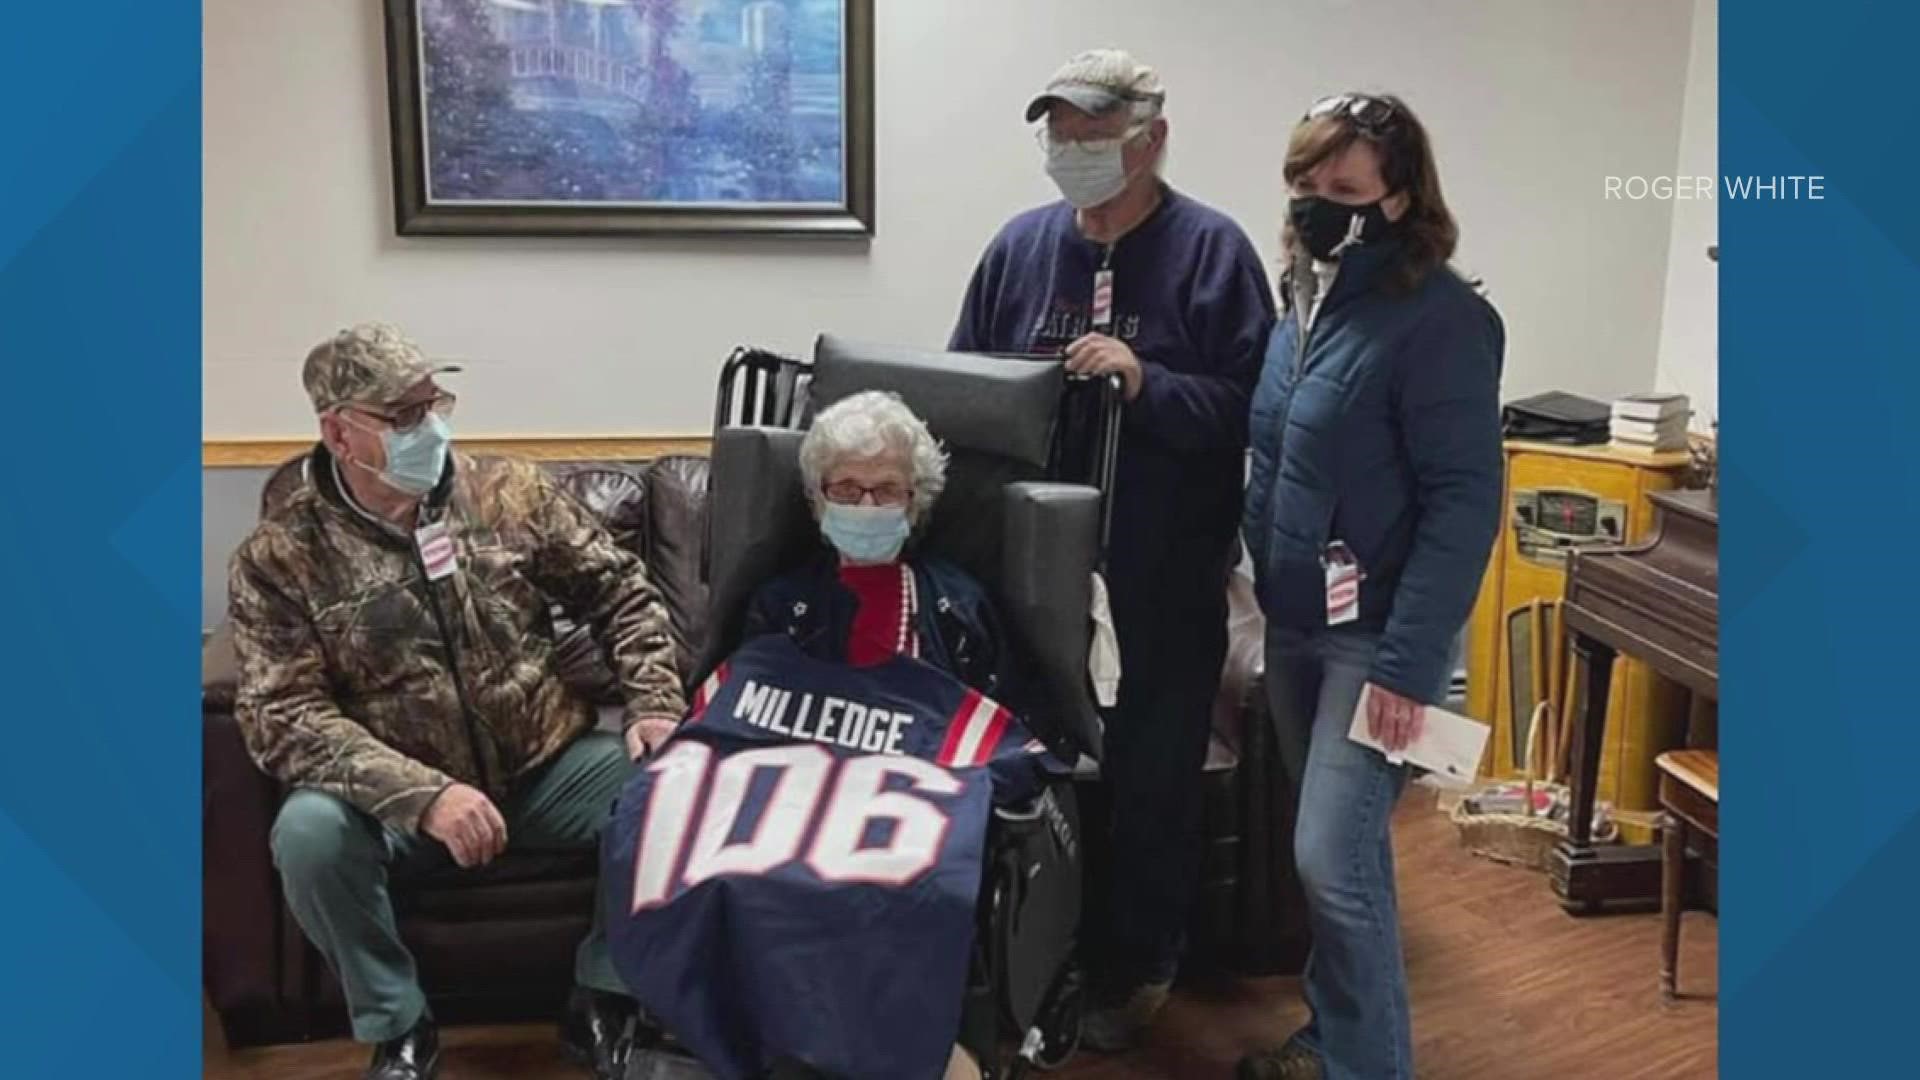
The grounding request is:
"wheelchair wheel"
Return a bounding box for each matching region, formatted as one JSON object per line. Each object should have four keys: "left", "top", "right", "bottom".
{"left": 1029, "top": 963, "right": 1084, "bottom": 1070}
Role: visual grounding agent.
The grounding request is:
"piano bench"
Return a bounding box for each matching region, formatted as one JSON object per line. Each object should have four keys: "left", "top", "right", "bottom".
{"left": 1656, "top": 749, "right": 1718, "bottom": 1002}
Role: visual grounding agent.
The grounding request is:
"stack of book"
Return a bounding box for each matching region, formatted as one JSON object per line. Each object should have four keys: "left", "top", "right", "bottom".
{"left": 1610, "top": 393, "right": 1691, "bottom": 452}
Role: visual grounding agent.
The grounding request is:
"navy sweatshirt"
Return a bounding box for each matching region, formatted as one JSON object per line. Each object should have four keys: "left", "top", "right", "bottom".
{"left": 949, "top": 187, "right": 1275, "bottom": 615}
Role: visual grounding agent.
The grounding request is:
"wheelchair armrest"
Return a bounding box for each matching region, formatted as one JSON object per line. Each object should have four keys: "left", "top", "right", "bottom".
{"left": 1000, "top": 482, "right": 1103, "bottom": 760}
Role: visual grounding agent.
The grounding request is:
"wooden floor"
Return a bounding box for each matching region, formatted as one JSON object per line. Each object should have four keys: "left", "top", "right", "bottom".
{"left": 206, "top": 792, "right": 1717, "bottom": 1079}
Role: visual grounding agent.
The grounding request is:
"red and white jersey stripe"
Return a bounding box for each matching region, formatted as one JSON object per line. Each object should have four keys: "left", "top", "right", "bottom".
{"left": 686, "top": 663, "right": 729, "bottom": 724}
{"left": 936, "top": 689, "right": 1012, "bottom": 770}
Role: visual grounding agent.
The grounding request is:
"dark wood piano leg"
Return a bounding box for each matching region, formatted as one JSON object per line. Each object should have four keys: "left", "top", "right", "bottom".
{"left": 1566, "top": 632, "right": 1614, "bottom": 848}
{"left": 1549, "top": 633, "right": 1664, "bottom": 913}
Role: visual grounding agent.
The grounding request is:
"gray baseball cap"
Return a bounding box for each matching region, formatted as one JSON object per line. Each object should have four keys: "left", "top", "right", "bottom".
{"left": 1025, "top": 48, "right": 1166, "bottom": 123}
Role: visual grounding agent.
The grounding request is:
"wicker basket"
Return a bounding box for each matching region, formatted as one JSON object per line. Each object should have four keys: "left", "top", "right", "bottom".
{"left": 1450, "top": 781, "right": 1618, "bottom": 872}
{"left": 1451, "top": 653, "right": 1619, "bottom": 872}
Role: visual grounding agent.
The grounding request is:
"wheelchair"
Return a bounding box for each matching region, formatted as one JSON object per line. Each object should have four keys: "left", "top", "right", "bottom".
{"left": 626, "top": 335, "right": 1123, "bottom": 1080}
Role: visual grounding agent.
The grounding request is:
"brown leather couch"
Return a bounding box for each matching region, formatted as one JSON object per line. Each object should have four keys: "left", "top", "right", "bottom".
{"left": 202, "top": 452, "right": 1304, "bottom": 1047}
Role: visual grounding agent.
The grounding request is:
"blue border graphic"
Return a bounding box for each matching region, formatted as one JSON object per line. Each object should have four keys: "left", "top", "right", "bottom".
{"left": 1722, "top": 1, "right": 1920, "bottom": 1075}
{"left": 0, "top": 2, "right": 202, "bottom": 1075}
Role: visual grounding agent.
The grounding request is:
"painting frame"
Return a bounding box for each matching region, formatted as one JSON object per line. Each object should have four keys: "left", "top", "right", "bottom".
{"left": 382, "top": 0, "right": 875, "bottom": 238}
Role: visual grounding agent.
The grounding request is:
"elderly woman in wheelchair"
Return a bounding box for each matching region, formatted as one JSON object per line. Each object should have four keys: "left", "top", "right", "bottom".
{"left": 624, "top": 391, "right": 1016, "bottom": 762}
{"left": 759, "top": 395, "right": 1008, "bottom": 1080}
{"left": 742, "top": 391, "right": 1015, "bottom": 702}
{"left": 606, "top": 385, "right": 1085, "bottom": 1080}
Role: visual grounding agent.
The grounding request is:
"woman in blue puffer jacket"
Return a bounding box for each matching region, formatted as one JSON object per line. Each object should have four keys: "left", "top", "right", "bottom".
{"left": 1238, "top": 93, "right": 1504, "bottom": 1080}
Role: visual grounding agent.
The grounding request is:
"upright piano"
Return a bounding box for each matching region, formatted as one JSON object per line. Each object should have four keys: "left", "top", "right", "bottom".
{"left": 1550, "top": 489, "right": 1719, "bottom": 912}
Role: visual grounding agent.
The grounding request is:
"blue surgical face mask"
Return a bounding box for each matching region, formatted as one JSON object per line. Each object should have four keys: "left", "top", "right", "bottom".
{"left": 819, "top": 502, "right": 911, "bottom": 565}
{"left": 346, "top": 412, "right": 452, "bottom": 497}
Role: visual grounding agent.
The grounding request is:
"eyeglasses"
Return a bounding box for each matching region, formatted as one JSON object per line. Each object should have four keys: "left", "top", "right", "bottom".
{"left": 346, "top": 392, "right": 457, "bottom": 434}
{"left": 1306, "top": 93, "right": 1400, "bottom": 136}
{"left": 1034, "top": 122, "right": 1150, "bottom": 159}
{"left": 822, "top": 479, "right": 912, "bottom": 507}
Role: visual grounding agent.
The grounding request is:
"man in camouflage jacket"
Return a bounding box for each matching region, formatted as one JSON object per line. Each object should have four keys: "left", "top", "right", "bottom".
{"left": 228, "top": 323, "right": 685, "bottom": 1080}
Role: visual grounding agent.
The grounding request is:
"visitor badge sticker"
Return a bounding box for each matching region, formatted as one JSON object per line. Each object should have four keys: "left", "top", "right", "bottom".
{"left": 1324, "top": 540, "right": 1361, "bottom": 626}
{"left": 416, "top": 522, "right": 458, "bottom": 581}
{"left": 1091, "top": 269, "right": 1114, "bottom": 331}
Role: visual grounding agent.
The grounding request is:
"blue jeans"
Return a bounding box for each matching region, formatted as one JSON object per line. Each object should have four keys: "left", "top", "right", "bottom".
{"left": 1265, "top": 626, "right": 1440, "bottom": 1080}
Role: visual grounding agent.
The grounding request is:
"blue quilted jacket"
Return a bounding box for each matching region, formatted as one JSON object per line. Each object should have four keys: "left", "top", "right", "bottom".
{"left": 1243, "top": 240, "right": 1505, "bottom": 701}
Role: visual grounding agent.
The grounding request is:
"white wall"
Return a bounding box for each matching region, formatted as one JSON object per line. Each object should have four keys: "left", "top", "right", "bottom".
{"left": 1655, "top": 0, "right": 1719, "bottom": 429}
{"left": 204, "top": 0, "right": 1700, "bottom": 440}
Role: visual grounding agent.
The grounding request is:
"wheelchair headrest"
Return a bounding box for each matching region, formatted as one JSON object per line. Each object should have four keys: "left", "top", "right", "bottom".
{"left": 700, "top": 344, "right": 1110, "bottom": 761}
{"left": 812, "top": 334, "right": 1061, "bottom": 468}
{"left": 699, "top": 424, "right": 1105, "bottom": 761}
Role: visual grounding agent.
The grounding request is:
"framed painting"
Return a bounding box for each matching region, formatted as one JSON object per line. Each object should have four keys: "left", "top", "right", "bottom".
{"left": 382, "top": 0, "right": 874, "bottom": 237}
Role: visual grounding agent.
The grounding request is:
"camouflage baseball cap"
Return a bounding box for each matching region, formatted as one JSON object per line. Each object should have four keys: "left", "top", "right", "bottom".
{"left": 1025, "top": 48, "right": 1166, "bottom": 123}
{"left": 302, "top": 322, "right": 460, "bottom": 413}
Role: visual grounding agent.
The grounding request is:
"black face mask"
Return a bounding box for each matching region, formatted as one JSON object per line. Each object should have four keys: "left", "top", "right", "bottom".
{"left": 1289, "top": 195, "right": 1397, "bottom": 261}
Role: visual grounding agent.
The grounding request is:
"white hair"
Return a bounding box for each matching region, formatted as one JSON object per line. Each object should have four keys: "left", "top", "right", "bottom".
{"left": 1127, "top": 100, "right": 1166, "bottom": 175}
{"left": 799, "top": 391, "right": 948, "bottom": 527}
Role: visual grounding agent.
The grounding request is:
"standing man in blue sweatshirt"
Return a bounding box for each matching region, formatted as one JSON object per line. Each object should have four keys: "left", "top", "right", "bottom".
{"left": 950, "top": 48, "right": 1275, "bottom": 1051}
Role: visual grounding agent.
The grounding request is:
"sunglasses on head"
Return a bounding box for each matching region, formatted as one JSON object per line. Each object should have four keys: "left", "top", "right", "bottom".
{"left": 1306, "top": 93, "right": 1400, "bottom": 136}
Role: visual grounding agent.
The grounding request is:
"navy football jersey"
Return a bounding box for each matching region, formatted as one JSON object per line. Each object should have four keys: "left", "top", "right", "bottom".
{"left": 603, "top": 634, "right": 1057, "bottom": 1080}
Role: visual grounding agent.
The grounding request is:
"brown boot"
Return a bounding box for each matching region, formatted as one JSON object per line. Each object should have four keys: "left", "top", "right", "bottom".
{"left": 1235, "top": 1040, "right": 1325, "bottom": 1080}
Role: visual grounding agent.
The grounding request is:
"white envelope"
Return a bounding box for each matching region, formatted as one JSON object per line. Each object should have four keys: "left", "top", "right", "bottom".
{"left": 1347, "top": 687, "right": 1490, "bottom": 788}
